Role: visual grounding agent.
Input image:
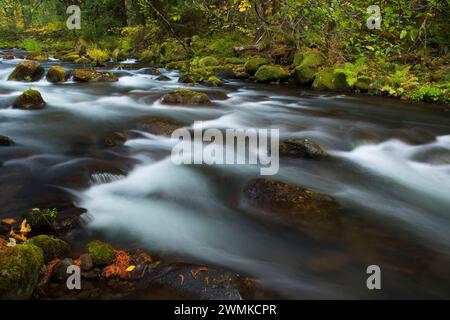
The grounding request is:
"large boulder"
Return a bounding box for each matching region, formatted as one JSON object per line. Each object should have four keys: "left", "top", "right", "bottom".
{"left": 244, "top": 57, "right": 269, "bottom": 76}
{"left": 161, "top": 89, "right": 211, "bottom": 106}
{"left": 294, "top": 51, "right": 325, "bottom": 85}
{"left": 198, "top": 56, "right": 219, "bottom": 67}
{"left": 254, "top": 65, "right": 290, "bottom": 83}
{"left": 46, "top": 66, "right": 68, "bottom": 83}
{"left": 312, "top": 68, "right": 348, "bottom": 91}
{"left": 243, "top": 179, "right": 339, "bottom": 228}
{"left": 8, "top": 61, "right": 45, "bottom": 82}
{"left": 72, "top": 69, "right": 118, "bottom": 82}
{"left": 29, "top": 235, "right": 70, "bottom": 263}
{"left": 0, "top": 244, "right": 44, "bottom": 299}
{"left": 13, "top": 89, "right": 46, "bottom": 110}
{"left": 0, "top": 135, "right": 15, "bottom": 147}
{"left": 280, "top": 138, "right": 328, "bottom": 159}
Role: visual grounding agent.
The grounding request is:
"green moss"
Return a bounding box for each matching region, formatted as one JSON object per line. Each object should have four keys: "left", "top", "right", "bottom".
{"left": 161, "top": 89, "right": 211, "bottom": 105}
{"left": 294, "top": 51, "right": 325, "bottom": 85}
{"left": 8, "top": 61, "right": 45, "bottom": 82}
{"left": 354, "top": 76, "right": 371, "bottom": 92}
{"left": 25, "top": 208, "right": 58, "bottom": 229}
{"left": 62, "top": 52, "right": 81, "bottom": 62}
{"left": 13, "top": 89, "right": 46, "bottom": 110}
{"left": 198, "top": 56, "right": 219, "bottom": 67}
{"left": 0, "top": 244, "right": 44, "bottom": 299}
{"left": 112, "top": 48, "right": 127, "bottom": 62}
{"left": 207, "top": 76, "right": 223, "bottom": 87}
{"left": 86, "top": 48, "right": 110, "bottom": 63}
{"left": 74, "top": 57, "right": 91, "bottom": 64}
{"left": 409, "top": 84, "right": 449, "bottom": 103}
{"left": 46, "top": 66, "right": 67, "bottom": 83}
{"left": 72, "top": 69, "right": 118, "bottom": 82}
{"left": 254, "top": 65, "right": 290, "bottom": 83}
{"left": 0, "top": 135, "right": 15, "bottom": 147}
{"left": 160, "top": 41, "right": 188, "bottom": 63}
{"left": 87, "top": 240, "right": 116, "bottom": 266}
{"left": 166, "top": 60, "right": 188, "bottom": 70}
{"left": 245, "top": 57, "right": 269, "bottom": 76}
{"left": 224, "top": 57, "right": 245, "bottom": 65}
{"left": 28, "top": 235, "right": 70, "bottom": 263}
{"left": 26, "top": 51, "right": 49, "bottom": 61}
{"left": 312, "top": 68, "right": 348, "bottom": 91}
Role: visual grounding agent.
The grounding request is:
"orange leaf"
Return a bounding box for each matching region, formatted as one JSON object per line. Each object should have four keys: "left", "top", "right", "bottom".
{"left": 20, "top": 219, "right": 31, "bottom": 234}
{"left": 1, "top": 219, "right": 16, "bottom": 225}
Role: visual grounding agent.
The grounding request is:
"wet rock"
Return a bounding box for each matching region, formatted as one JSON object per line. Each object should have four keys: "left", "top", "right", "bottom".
{"left": 25, "top": 208, "right": 58, "bottom": 231}
{"left": 87, "top": 240, "right": 116, "bottom": 267}
{"left": 46, "top": 66, "right": 68, "bottom": 83}
{"left": 103, "top": 131, "right": 130, "bottom": 147}
{"left": 0, "top": 244, "right": 44, "bottom": 299}
{"left": 72, "top": 69, "right": 118, "bottom": 82}
{"left": 53, "top": 258, "right": 74, "bottom": 281}
{"left": 80, "top": 254, "right": 93, "bottom": 271}
{"left": 136, "top": 116, "right": 184, "bottom": 136}
{"left": 206, "top": 76, "right": 223, "bottom": 87}
{"left": 26, "top": 51, "right": 49, "bottom": 61}
{"left": 8, "top": 61, "right": 45, "bottom": 82}
{"left": 74, "top": 57, "right": 91, "bottom": 64}
{"left": 254, "top": 65, "right": 290, "bottom": 83}
{"left": 29, "top": 235, "right": 70, "bottom": 263}
{"left": 13, "top": 89, "right": 46, "bottom": 110}
{"left": 178, "top": 72, "right": 203, "bottom": 84}
{"left": 243, "top": 179, "right": 339, "bottom": 228}
{"left": 156, "top": 75, "right": 171, "bottom": 81}
{"left": 161, "top": 89, "right": 211, "bottom": 106}
{"left": 62, "top": 52, "right": 80, "bottom": 62}
{"left": 280, "top": 138, "right": 328, "bottom": 159}
{"left": 1, "top": 54, "right": 15, "bottom": 60}
{"left": 0, "top": 135, "right": 15, "bottom": 146}
{"left": 136, "top": 67, "right": 161, "bottom": 76}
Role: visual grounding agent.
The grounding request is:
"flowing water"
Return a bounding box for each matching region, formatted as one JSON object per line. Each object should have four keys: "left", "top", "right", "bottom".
{"left": 1, "top": 49, "right": 450, "bottom": 299}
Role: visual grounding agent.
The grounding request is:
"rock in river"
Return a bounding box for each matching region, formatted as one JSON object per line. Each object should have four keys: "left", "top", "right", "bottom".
{"left": 8, "top": 61, "right": 45, "bottom": 82}
{"left": 72, "top": 69, "right": 118, "bottom": 82}
{"left": 280, "top": 138, "right": 328, "bottom": 159}
{"left": 160, "top": 89, "right": 211, "bottom": 106}
{"left": 13, "top": 89, "right": 46, "bottom": 110}
{"left": 46, "top": 66, "right": 68, "bottom": 83}
{"left": 0, "top": 135, "right": 15, "bottom": 146}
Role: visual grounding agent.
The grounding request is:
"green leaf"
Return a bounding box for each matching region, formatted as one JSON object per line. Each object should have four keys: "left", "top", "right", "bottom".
{"left": 400, "top": 30, "right": 407, "bottom": 39}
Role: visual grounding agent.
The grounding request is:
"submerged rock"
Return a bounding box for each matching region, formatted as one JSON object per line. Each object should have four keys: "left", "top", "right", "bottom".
{"left": 13, "top": 89, "right": 46, "bottom": 110}
{"left": 103, "top": 131, "right": 130, "bottom": 147}
{"left": 254, "top": 65, "right": 290, "bottom": 83}
{"left": 0, "top": 135, "right": 15, "bottom": 146}
{"left": 72, "top": 69, "right": 118, "bottom": 82}
{"left": 243, "top": 179, "right": 339, "bottom": 227}
{"left": 0, "top": 244, "right": 44, "bottom": 299}
{"left": 136, "top": 116, "right": 184, "bottom": 136}
{"left": 280, "top": 138, "right": 328, "bottom": 159}
{"left": 29, "top": 235, "right": 70, "bottom": 263}
{"left": 46, "top": 66, "right": 68, "bottom": 83}
{"left": 161, "top": 89, "right": 211, "bottom": 106}
{"left": 8, "top": 61, "right": 45, "bottom": 82}
{"left": 155, "top": 75, "right": 171, "bottom": 82}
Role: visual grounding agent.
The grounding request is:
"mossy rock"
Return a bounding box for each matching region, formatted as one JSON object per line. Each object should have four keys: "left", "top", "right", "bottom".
{"left": 178, "top": 71, "right": 205, "bottom": 84}
{"left": 8, "top": 61, "right": 45, "bottom": 82}
{"left": 136, "top": 116, "right": 184, "bottom": 136}
{"left": 13, "top": 89, "right": 46, "bottom": 110}
{"left": 198, "top": 56, "right": 220, "bottom": 67}
{"left": 74, "top": 57, "right": 91, "bottom": 64}
{"left": 156, "top": 75, "right": 171, "bottom": 82}
{"left": 254, "top": 65, "right": 290, "bottom": 83}
{"left": 212, "top": 66, "right": 235, "bottom": 79}
{"left": 46, "top": 66, "right": 67, "bottom": 83}
{"left": 62, "top": 52, "right": 81, "bottom": 62}
{"left": 25, "top": 208, "right": 58, "bottom": 229}
{"left": 161, "top": 89, "right": 211, "bottom": 106}
{"left": 72, "top": 69, "right": 118, "bottom": 82}
{"left": 0, "top": 135, "right": 15, "bottom": 147}
{"left": 0, "top": 244, "right": 44, "bottom": 299}
{"left": 244, "top": 57, "right": 269, "bottom": 76}
{"left": 87, "top": 240, "right": 116, "bottom": 266}
{"left": 26, "top": 51, "right": 49, "bottom": 61}
{"left": 166, "top": 61, "right": 188, "bottom": 70}
{"left": 294, "top": 51, "right": 325, "bottom": 85}
{"left": 292, "top": 51, "right": 305, "bottom": 67}
{"left": 224, "top": 57, "right": 245, "bottom": 65}
{"left": 354, "top": 76, "right": 371, "bottom": 92}
{"left": 206, "top": 76, "right": 223, "bottom": 87}
{"left": 29, "top": 235, "right": 70, "bottom": 263}
{"left": 112, "top": 48, "right": 127, "bottom": 62}
{"left": 312, "top": 68, "right": 348, "bottom": 91}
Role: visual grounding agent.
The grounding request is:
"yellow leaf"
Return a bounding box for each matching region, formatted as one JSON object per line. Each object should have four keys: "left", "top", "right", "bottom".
{"left": 1, "top": 218, "right": 16, "bottom": 225}
{"left": 9, "top": 229, "right": 27, "bottom": 242}
{"left": 126, "top": 265, "right": 136, "bottom": 272}
{"left": 20, "top": 219, "right": 31, "bottom": 234}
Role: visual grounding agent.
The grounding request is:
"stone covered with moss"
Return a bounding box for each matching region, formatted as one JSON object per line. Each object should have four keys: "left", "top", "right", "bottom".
{"left": 87, "top": 240, "right": 116, "bottom": 266}
{"left": 0, "top": 244, "right": 44, "bottom": 299}
{"left": 46, "top": 65, "right": 68, "bottom": 83}
{"left": 0, "top": 135, "right": 15, "bottom": 147}
{"left": 25, "top": 208, "right": 58, "bottom": 229}
{"left": 29, "top": 235, "right": 70, "bottom": 262}
{"left": 74, "top": 57, "right": 91, "bottom": 64}
{"left": 8, "top": 61, "right": 45, "bottom": 82}
{"left": 198, "top": 56, "right": 220, "bottom": 67}
{"left": 26, "top": 51, "right": 49, "bottom": 61}
{"left": 206, "top": 76, "right": 223, "bottom": 87}
{"left": 62, "top": 52, "right": 81, "bottom": 62}
{"left": 244, "top": 57, "right": 269, "bottom": 76}
{"left": 294, "top": 51, "right": 325, "bottom": 85}
{"left": 312, "top": 68, "right": 348, "bottom": 91}
{"left": 13, "top": 89, "right": 46, "bottom": 110}
{"left": 254, "top": 65, "right": 290, "bottom": 83}
{"left": 161, "top": 89, "right": 211, "bottom": 105}
{"left": 73, "top": 69, "right": 118, "bottom": 82}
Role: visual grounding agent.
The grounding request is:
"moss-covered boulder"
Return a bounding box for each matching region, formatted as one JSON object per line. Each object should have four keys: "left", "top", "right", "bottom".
{"left": 224, "top": 57, "right": 245, "bottom": 65}
{"left": 87, "top": 240, "right": 116, "bottom": 266}
{"left": 46, "top": 66, "right": 68, "bottom": 83}
{"left": 198, "top": 56, "right": 219, "bottom": 67}
{"left": 244, "top": 57, "right": 269, "bottom": 76}
{"left": 62, "top": 52, "right": 81, "bottom": 62}
{"left": 254, "top": 65, "right": 290, "bottom": 83}
{"left": 72, "top": 69, "right": 118, "bottom": 82}
{"left": 312, "top": 68, "right": 348, "bottom": 91}
{"left": 280, "top": 138, "right": 328, "bottom": 159}
{"left": 212, "top": 66, "right": 235, "bottom": 79}
{"left": 25, "top": 208, "right": 58, "bottom": 230}
{"left": 0, "top": 135, "right": 15, "bottom": 147}
{"left": 354, "top": 76, "right": 371, "bottom": 92}
{"left": 13, "top": 89, "right": 46, "bottom": 110}
{"left": 161, "top": 89, "right": 211, "bottom": 106}
{"left": 206, "top": 76, "right": 223, "bottom": 87}
{"left": 74, "top": 57, "right": 91, "bottom": 64}
{"left": 294, "top": 51, "right": 325, "bottom": 85}
{"left": 0, "top": 244, "right": 44, "bottom": 299}
{"left": 178, "top": 71, "right": 204, "bottom": 84}
{"left": 243, "top": 179, "right": 339, "bottom": 228}
{"left": 28, "top": 235, "right": 70, "bottom": 263}
{"left": 8, "top": 61, "right": 45, "bottom": 82}
{"left": 26, "top": 51, "right": 49, "bottom": 61}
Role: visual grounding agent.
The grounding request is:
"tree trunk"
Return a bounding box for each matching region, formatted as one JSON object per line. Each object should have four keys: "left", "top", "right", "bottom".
{"left": 21, "top": 0, "right": 32, "bottom": 29}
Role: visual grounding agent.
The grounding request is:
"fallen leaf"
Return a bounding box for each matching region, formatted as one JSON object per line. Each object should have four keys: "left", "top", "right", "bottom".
{"left": 20, "top": 219, "right": 31, "bottom": 234}
{"left": 126, "top": 265, "right": 136, "bottom": 272}
{"left": 1, "top": 218, "right": 16, "bottom": 225}
{"left": 9, "top": 229, "right": 27, "bottom": 242}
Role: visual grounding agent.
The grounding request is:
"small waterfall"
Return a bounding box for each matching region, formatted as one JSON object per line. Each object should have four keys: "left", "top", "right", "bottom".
{"left": 90, "top": 172, "right": 125, "bottom": 185}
